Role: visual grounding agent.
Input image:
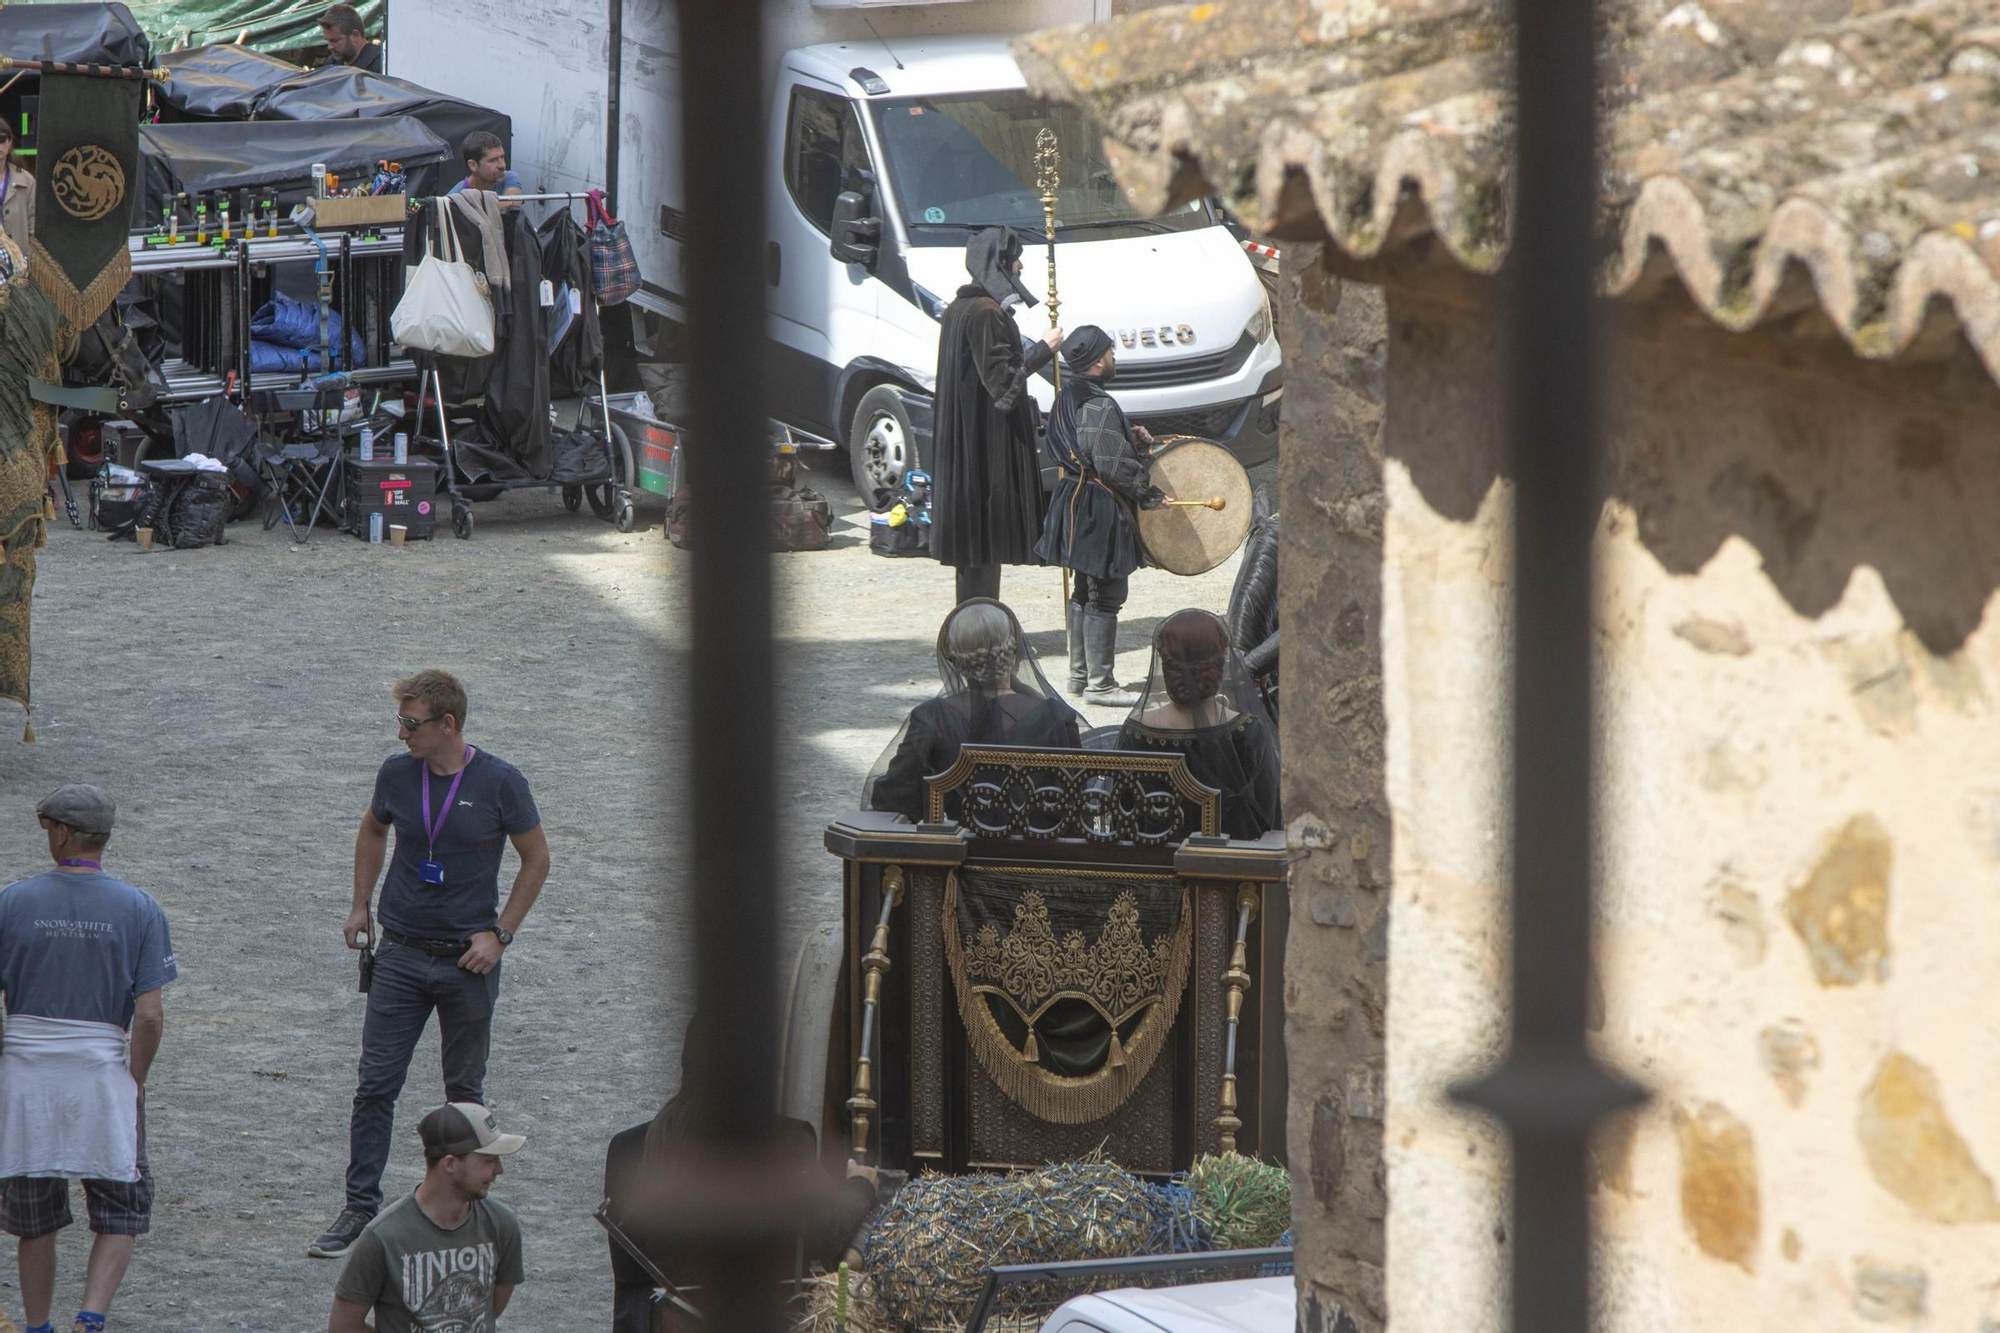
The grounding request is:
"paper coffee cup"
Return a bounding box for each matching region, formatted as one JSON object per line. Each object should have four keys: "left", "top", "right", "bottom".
{"left": 135, "top": 527, "right": 154, "bottom": 550}
{"left": 389, "top": 524, "right": 408, "bottom": 547}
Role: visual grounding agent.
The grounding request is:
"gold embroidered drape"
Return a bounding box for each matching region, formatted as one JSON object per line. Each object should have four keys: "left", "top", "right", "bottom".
{"left": 944, "top": 868, "right": 1193, "bottom": 1125}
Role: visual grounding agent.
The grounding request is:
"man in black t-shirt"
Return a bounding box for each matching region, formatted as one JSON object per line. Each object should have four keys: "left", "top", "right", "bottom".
{"left": 310, "top": 669, "right": 550, "bottom": 1259}
{"left": 319, "top": 4, "right": 384, "bottom": 75}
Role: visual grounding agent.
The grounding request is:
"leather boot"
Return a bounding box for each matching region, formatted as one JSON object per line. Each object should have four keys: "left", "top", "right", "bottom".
{"left": 1083, "top": 610, "right": 1138, "bottom": 707}
{"left": 1065, "top": 602, "right": 1087, "bottom": 695}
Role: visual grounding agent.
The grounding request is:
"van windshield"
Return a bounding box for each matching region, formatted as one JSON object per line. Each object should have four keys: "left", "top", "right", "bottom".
{"left": 868, "top": 92, "right": 1211, "bottom": 243}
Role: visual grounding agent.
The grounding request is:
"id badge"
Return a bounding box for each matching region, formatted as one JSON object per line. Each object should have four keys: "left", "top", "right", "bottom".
{"left": 419, "top": 859, "right": 446, "bottom": 885}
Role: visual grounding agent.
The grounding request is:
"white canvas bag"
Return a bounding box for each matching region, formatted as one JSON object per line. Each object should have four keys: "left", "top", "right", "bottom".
{"left": 391, "top": 211, "right": 495, "bottom": 358}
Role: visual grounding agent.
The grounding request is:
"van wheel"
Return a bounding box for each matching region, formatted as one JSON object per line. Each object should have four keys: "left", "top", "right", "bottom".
{"left": 848, "top": 385, "right": 916, "bottom": 503}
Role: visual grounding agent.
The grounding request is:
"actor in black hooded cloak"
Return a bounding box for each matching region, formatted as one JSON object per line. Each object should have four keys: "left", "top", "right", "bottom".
{"left": 931, "top": 227, "right": 1064, "bottom": 605}
{"left": 1036, "top": 325, "right": 1165, "bottom": 707}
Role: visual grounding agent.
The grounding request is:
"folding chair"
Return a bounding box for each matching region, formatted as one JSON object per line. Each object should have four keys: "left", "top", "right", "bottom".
{"left": 251, "top": 386, "right": 347, "bottom": 542}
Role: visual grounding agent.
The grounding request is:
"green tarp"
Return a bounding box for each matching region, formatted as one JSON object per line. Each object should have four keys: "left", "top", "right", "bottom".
{"left": 13, "top": 0, "right": 384, "bottom": 58}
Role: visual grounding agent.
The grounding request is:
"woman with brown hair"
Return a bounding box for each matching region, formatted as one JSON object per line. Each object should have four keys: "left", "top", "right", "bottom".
{"left": 0, "top": 121, "right": 33, "bottom": 244}
{"left": 1118, "top": 608, "right": 1282, "bottom": 839}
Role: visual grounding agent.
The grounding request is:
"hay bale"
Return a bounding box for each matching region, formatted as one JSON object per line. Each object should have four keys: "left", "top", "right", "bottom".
{"left": 1186, "top": 1153, "right": 1292, "bottom": 1251}
{"left": 862, "top": 1158, "right": 1156, "bottom": 1331}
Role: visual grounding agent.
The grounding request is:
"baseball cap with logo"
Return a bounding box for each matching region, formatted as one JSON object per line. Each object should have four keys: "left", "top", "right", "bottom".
{"left": 419, "top": 1101, "right": 526, "bottom": 1157}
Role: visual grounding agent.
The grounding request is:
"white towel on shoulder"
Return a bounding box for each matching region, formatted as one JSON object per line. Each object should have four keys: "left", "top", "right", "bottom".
{"left": 0, "top": 1014, "right": 139, "bottom": 1182}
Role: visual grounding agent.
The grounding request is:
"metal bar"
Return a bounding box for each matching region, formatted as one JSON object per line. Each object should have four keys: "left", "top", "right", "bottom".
{"left": 605, "top": 0, "right": 623, "bottom": 215}
{"left": 1453, "top": 2, "right": 1645, "bottom": 1333}
{"left": 678, "top": 1, "right": 784, "bottom": 1331}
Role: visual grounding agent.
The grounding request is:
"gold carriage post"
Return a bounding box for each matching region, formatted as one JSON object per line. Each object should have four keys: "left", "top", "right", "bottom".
{"left": 849, "top": 865, "right": 905, "bottom": 1162}
{"left": 1215, "top": 885, "right": 1258, "bottom": 1154}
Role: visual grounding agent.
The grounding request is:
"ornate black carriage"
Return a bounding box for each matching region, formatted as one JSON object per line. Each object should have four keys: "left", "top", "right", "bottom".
{"left": 821, "top": 745, "right": 1288, "bottom": 1176}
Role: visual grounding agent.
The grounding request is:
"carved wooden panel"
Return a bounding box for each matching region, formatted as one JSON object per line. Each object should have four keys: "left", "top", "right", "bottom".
{"left": 1193, "top": 883, "right": 1232, "bottom": 1158}
{"left": 910, "top": 870, "right": 945, "bottom": 1158}
{"left": 925, "top": 745, "right": 1218, "bottom": 843}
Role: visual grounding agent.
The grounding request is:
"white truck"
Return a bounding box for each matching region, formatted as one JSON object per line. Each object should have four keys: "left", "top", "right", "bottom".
{"left": 1035, "top": 1277, "right": 1297, "bottom": 1333}
{"left": 386, "top": 1, "right": 1282, "bottom": 496}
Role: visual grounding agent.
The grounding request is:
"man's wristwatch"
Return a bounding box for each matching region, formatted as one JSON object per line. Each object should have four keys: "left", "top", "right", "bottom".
{"left": 492, "top": 926, "right": 515, "bottom": 947}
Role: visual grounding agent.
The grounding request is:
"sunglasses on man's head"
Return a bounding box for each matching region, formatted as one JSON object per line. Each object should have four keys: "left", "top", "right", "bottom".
{"left": 398, "top": 714, "right": 444, "bottom": 731}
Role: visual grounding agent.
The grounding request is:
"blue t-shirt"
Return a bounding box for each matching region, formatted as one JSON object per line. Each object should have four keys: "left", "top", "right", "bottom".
{"left": 447, "top": 170, "right": 524, "bottom": 196}
{"left": 0, "top": 871, "right": 178, "bottom": 1028}
{"left": 372, "top": 748, "right": 541, "bottom": 939}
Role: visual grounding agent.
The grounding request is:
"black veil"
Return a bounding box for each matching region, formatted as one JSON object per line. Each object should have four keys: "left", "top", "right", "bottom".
{"left": 863, "top": 599, "right": 1084, "bottom": 821}
{"left": 1117, "top": 609, "right": 1282, "bottom": 840}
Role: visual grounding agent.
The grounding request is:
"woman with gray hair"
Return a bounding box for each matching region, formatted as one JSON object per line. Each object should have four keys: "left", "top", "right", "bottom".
{"left": 864, "top": 600, "right": 1083, "bottom": 821}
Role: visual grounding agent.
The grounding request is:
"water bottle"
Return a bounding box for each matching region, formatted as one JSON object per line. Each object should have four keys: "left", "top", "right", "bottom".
{"left": 393, "top": 432, "right": 408, "bottom": 465}
{"left": 359, "top": 427, "right": 375, "bottom": 462}
{"left": 369, "top": 512, "right": 383, "bottom": 544}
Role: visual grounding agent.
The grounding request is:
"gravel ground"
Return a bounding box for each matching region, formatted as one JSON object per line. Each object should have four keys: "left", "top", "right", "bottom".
{"left": 0, "top": 454, "right": 1246, "bottom": 1330}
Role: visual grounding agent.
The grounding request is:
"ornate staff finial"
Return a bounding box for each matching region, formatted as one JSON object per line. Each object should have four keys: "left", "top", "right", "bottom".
{"left": 1035, "top": 128, "right": 1061, "bottom": 336}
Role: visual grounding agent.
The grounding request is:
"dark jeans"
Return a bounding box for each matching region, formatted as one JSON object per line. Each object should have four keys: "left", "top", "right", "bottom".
{"left": 1070, "top": 573, "right": 1129, "bottom": 616}
{"left": 954, "top": 563, "right": 1001, "bottom": 605}
{"left": 345, "top": 939, "right": 501, "bottom": 1212}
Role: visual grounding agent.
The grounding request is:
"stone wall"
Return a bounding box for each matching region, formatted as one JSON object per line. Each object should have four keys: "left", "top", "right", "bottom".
{"left": 1375, "top": 275, "right": 2000, "bottom": 1331}
{"left": 1277, "top": 244, "right": 1391, "bottom": 1333}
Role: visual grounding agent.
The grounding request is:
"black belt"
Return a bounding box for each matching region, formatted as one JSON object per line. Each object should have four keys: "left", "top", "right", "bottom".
{"left": 381, "top": 928, "right": 468, "bottom": 957}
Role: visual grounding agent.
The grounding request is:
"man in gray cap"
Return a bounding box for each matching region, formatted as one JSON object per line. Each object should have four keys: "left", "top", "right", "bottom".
{"left": 0, "top": 784, "right": 177, "bottom": 1333}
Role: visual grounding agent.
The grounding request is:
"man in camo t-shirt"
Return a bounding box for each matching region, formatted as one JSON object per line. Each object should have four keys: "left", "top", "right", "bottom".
{"left": 329, "top": 1104, "right": 525, "bottom": 1333}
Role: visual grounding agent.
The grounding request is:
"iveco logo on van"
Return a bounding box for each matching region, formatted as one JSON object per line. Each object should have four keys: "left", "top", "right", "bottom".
{"left": 1118, "top": 325, "right": 1197, "bottom": 350}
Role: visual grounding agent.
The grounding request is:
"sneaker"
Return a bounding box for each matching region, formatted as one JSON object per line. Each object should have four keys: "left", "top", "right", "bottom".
{"left": 308, "top": 1206, "right": 374, "bottom": 1258}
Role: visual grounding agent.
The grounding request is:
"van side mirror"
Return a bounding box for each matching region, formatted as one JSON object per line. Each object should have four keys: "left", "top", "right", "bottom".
{"left": 830, "top": 190, "right": 879, "bottom": 268}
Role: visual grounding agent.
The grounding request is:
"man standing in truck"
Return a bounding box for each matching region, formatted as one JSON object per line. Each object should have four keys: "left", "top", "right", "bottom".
{"left": 931, "top": 227, "right": 1063, "bottom": 606}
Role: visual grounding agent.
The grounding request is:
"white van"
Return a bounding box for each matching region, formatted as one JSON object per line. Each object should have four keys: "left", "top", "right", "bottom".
{"left": 761, "top": 37, "right": 1283, "bottom": 495}
{"left": 390, "top": 8, "right": 1281, "bottom": 495}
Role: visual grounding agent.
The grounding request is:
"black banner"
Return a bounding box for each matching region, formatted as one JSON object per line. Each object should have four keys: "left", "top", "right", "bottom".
{"left": 30, "top": 72, "right": 141, "bottom": 333}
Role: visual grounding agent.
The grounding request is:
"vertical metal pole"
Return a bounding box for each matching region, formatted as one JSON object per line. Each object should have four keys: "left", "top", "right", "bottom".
{"left": 1454, "top": 0, "right": 1644, "bottom": 1331}
{"left": 605, "top": 0, "right": 623, "bottom": 214}
{"left": 679, "top": 1, "right": 782, "bottom": 1330}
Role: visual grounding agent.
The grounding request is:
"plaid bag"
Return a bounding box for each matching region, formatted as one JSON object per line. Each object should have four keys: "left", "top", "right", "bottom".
{"left": 586, "top": 189, "right": 641, "bottom": 307}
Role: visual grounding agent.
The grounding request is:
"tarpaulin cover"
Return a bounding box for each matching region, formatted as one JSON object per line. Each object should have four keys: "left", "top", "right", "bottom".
{"left": 137, "top": 116, "right": 448, "bottom": 219}
{"left": 156, "top": 44, "right": 302, "bottom": 121}
{"left": 251, "top": 67, "right": 509, "bottom": 165}
{"left": 0, "top": 3, "right": 149, "bottom": 65}
{"left": 249, "top": 292, "right": 363, "bottom": 367}
{"left": 12, "top": 0, "right": 380, "bottom": 59}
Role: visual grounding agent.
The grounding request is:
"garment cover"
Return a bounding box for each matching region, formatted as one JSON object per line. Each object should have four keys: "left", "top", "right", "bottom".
{"left": 929, "top": 285, "right": 1051, "bottom": 565}
{"left": 1116, "top": 609, "right": 1282, "bottom": 840}
{"left": 864, "top": 599, "right": 1083, "bottom": 821}
{"left": 0, "top": 1015, "right": 140, "bottom": 1181}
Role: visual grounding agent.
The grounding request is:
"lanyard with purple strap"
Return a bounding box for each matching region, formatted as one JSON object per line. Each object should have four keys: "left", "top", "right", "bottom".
{"left": 418, "top": 746, "right": 471, "bottom": 884}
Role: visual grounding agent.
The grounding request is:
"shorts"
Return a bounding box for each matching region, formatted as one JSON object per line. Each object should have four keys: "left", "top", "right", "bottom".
{"left": 0, "top": 1114, "right": 153, "bottom": 1239}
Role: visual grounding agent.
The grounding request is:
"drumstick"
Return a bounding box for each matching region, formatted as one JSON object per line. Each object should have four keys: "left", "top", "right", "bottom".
{"left": 1161, "top": 496, "right": 1228, "bottom": 510}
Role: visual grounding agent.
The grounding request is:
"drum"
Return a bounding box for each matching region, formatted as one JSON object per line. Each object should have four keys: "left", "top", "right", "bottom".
{"left": 1137, "top": 437, "right": 1254, "bottom": 575}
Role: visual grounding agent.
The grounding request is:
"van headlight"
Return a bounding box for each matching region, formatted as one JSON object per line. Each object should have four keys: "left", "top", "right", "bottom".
{"left": 1244, "top": 292, "right": 1272, "bottom": 345}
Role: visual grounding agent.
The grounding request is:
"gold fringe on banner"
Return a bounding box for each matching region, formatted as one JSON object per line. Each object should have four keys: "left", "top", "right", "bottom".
{"left": 29, "top": 239, "right": 132, "bottom": 338}
{"left": 943, "top": 871, "right": 1193, "bottom": 1126}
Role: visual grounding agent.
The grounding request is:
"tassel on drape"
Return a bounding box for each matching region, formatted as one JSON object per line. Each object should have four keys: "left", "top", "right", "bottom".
{"left": 1107, "top": 1032, "right": 1126, "bottom": 1068}
{"left": 1023, "top": 1030, "right": 1039, "bottom": 1063}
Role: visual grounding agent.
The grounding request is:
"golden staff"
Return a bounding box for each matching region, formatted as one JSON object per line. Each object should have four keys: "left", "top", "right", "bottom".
{"left": 1034, "top": 127, "right": 1061, "bottom": 390}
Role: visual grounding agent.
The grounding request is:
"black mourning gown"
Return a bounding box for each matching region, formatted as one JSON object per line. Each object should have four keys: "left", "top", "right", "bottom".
{"left": 868, "top": 691, "right": 1083, "bottom": 822}
{"left": 1118, "top": 712, "right": 1282, "bottom": 840}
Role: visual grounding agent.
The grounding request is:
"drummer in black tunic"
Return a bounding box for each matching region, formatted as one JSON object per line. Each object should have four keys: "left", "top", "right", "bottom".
{"left": 931, "top": 228, "right": 1065, "bottom": 606}
{"left": 1037, "top": 326, "right": 1165, "bottom": 707}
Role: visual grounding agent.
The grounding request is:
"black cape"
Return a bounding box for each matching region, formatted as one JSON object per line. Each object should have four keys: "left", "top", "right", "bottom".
{"left": 868, "top": 692, "right": 1081, "bottom": 822}
{"left": 929, "top": 286, "right": 1052, "bottom": 567}
{"left": 1118, "top": 712, "right": 1282, "bottom": 840}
